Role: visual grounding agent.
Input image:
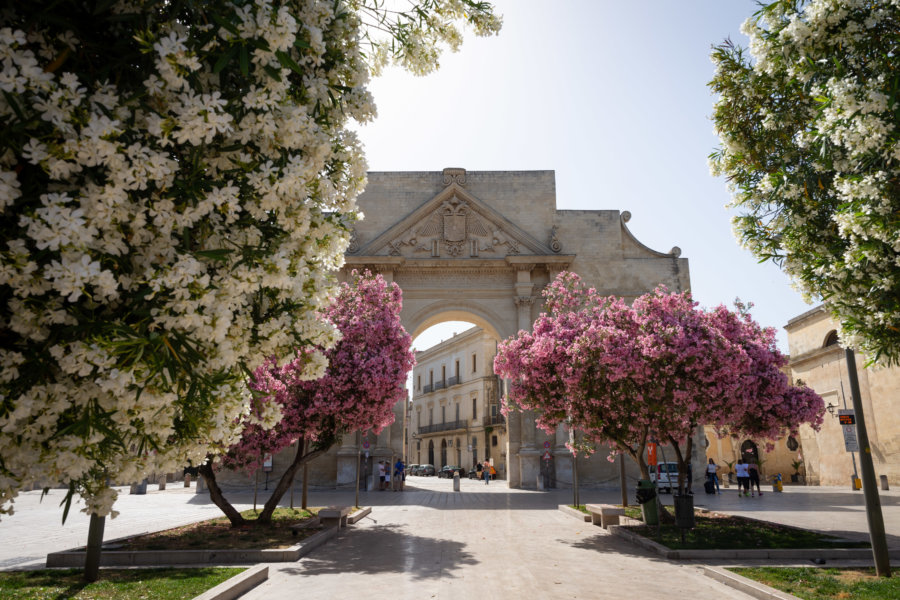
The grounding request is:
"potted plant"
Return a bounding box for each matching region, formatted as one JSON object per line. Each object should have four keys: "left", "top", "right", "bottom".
{"left": 790, "top": 459, "right": 803, "bottom": 483}
{"left": 724, "top": 459, "right": 735, "bottom": 486}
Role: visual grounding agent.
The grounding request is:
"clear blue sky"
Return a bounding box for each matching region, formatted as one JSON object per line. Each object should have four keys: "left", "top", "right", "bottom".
{"left": 355, "top": 0, "right": 811, "bottom": 353}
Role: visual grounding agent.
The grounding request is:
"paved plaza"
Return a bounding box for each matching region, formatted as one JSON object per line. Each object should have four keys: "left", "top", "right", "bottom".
{"left": 1, "top": 476, "right": 898, "bottom": 599}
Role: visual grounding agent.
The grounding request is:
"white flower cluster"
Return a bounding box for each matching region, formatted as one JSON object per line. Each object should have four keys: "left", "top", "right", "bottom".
{"left": 0, "top": 0, "right": 376, "bottom": 518}
{"left": 352, "top": 0, "right": 502, "bottom": 76}
{"left": 710, "top": 0, "right": 900, "bottom": 364}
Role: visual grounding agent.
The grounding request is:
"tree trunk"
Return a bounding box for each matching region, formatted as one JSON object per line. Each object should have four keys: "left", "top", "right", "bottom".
{"left": 83, "top": 513, "right": 105, "bottom": 582}
{"left": 257, "top": 441, "right": 328, "bottom": 524}
{"left": 301, "top": 462, "right": 308, "bottom": 510}
{"left": 198, "top": 461, "right": 246, "bottom": 527}
{"left": 668, "top": 430, "right": 692, "bottom": 496}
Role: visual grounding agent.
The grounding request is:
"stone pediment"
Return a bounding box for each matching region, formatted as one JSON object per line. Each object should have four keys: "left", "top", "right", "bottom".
{"left": 352, "top": 181, "right": 556, "bottom": 259}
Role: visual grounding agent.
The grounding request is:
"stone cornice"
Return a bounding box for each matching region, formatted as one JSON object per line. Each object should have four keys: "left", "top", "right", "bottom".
{"left": 506, "top": 255, "right": 573, "bottom": 269}
{"left": 785, "top": 304, "right": 828, "bottom": 330}
{"left": 788, "top": 344, "right": 842, "bottom": 370}
{"left": 344, "top": 256, "right": 405, "bottom": 269}
{"left": 344, "top": 256, "right": 572, "bottom": 274}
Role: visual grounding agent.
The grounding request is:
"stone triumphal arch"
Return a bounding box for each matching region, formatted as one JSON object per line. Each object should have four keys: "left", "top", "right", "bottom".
{"left": 335, "top": 168, "right": 691, "bottom": 489}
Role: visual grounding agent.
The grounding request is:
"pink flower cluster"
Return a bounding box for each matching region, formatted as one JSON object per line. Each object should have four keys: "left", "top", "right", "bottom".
{"left": 494, "top": 272, "right": 824, "bottom": 473}
{"left": 224, "top": 271, "right": 416, "bottom": 472}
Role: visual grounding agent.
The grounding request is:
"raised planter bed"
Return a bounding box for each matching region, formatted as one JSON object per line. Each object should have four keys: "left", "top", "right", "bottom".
{"left": 47, "top": 507, "right": 373, "bottom": 567}
{"left": 558, "top": 504, "right": 591, "bottom": 522}
{"left": 194, "top": 565, "right": 269, "bottom": 600}
{"left": 609, "top": 525, "right": 898, "bottom": 562}
{"left": 48, "top": 525, "right": 337, "bottom": 567}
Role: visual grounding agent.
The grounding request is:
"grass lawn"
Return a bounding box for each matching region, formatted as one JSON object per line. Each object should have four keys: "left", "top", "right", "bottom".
{"left": 625, "top": 509, "right": 870, "bottom": 550}
{"left": 0, "top": 567, "right": 244, "bottom": 600}
{"left": 730, "top": 567, "right": 898, "bottom": 600}
{"left": 115, "top": 507, "right": 320, "bottom": 551}
{"left": 569, "top": 504, "right": 868, "bottom": 551}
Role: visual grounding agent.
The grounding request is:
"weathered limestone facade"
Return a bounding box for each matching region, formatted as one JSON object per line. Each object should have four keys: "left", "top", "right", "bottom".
{"left": 785, "top": 306, "right": 900, "bottom": 487}
{"left": 219, "top": 168, "right": 692, "bottom": 490}
{"left": 409, "top": 327, "right": 507, "bottom": 476}
{"left": 703, "top": 425, "right": 803, "bottom": 486}
{"left": 342, "top": 168, "right": 691, "bottom": 489}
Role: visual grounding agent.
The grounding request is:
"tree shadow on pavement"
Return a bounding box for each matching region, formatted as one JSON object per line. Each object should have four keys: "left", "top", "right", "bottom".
{"left": 560, "top": 531, "right": 667, "bottom": 560}
{"left": 812, "top": 528, "right": 900, "bottom": 549}
{"left": 279, "top": 524, "right": 478, "bottom": 580}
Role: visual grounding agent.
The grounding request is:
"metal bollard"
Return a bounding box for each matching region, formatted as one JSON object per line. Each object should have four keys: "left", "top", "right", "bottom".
{"left": 158, "top": 476, "right": 166, "bottom": 491}
{"left": 196, "top": 475, "right": 206, "bottom": 494}
{"left": 453, "top": 473, "right": 460, "bottom": 492}
{"left": 881, "top": 475, "right": 889, "bottom": 491}
{"left": 536, "top": 474, "right": 544, "bottom": 491}
{"left": 184, "top": 473, "right": 191, "bottom": 488}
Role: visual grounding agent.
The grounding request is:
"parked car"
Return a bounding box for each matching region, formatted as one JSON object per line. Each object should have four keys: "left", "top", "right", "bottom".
{"left": 418, "top": 464, "right": 435, "bottom": 476}
{"left": 407, "top": 464, "right": 420, "bottom": 476}
{"left": 439, "top": 465, "right": 466, "bottom": 478}
{"left": 650, "top": 462, "right": 679, "bottom": 493}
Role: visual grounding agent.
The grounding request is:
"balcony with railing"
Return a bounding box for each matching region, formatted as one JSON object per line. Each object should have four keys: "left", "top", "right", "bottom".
{"left": 422, "top": 383, "right": 433, "bottom": 394}
{"left": 433, "top": 380, "right": 446, "bottom": 391}
{"left": 483, "top": 414, "right": 506, "bottom": 427}
{"left": 447, "top": 375, "right": 459, "bottom": 387}
{"left": 418, "top": 420, "right": 468, "bottom": 435}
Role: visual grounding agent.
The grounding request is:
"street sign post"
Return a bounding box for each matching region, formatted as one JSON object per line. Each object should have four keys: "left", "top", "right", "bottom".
{"left": 839, "top": 410, "right": 859, "bottom": 452}
{"left": 647, "top": 442, "right": 658, "bottom": 466}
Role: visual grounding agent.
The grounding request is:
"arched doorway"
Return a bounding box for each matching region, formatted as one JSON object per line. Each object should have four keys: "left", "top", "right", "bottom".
{"left": 741, "top": 440, "right": 759, "bottom": 464}
{"left": 440, "top": 439, "right": 448, "bottom": 467}
{"left": 428, "top": 440, "right": 435, "bottom": 466}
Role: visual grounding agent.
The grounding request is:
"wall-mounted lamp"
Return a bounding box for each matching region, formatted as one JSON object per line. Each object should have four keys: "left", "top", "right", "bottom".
{"left": 826, "top": 402, "right": 838, "bottom": 417}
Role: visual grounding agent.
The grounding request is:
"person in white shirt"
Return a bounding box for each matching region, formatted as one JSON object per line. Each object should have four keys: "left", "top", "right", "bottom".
{"left": 735, "top": 459, "right": 751, "bottom": 497}
{"left": 706, "top": 458, "right": 721, "bottom": 494}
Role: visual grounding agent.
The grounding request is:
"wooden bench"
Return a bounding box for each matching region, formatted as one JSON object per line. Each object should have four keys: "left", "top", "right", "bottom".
{"left": 585, "top": 504, "right": 626, "bottom": 529}
{"left": 318, "top": 506, "right": 352, "bottom": 529}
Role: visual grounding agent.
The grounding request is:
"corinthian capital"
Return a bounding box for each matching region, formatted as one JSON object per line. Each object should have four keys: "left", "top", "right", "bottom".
{"left": 515, "top": 296, "right": 534, "bottom": 307}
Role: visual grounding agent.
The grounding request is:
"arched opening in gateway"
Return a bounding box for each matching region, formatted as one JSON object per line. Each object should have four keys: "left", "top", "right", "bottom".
{"left": 407, "top": 318, "right": 509, "bottom": 479}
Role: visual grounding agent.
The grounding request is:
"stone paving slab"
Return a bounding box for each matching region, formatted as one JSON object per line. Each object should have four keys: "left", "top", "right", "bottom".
{"left": 1, "top": 476, "right": 898, "bottom": 599}
{"left": 238, "top": 479, "right": 752, "bottom": 600}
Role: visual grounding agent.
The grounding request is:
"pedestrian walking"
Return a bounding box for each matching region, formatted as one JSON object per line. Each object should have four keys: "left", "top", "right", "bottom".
{"left": 377, "top": 461, "right": 386, "bottom": 491}
{"left": 735, "top": 459, "right": 750, "bottom": 497}
{"left": 483, "top": 461, "right": 490, "bottom": 485}
{"left": 748, "top": 461, "right": 763, "bottom": 496}
{"left": 394, "top": 458, "right": 405, "bottom": 492}
{"left": 706, "top": 458, "right": 721, "bottom": 494}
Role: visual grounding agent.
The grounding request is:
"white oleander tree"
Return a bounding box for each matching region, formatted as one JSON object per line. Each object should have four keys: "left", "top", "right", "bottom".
{"left": 709, "top": 0, "right": 900, "bottom": 364}
{"left": 0, "top": 0, "right": 500, "bottom": 521}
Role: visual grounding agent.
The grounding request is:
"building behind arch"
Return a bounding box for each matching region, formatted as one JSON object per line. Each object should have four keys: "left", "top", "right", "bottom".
{"left": 705, "top": 305, "right": 900, "bottom": 488}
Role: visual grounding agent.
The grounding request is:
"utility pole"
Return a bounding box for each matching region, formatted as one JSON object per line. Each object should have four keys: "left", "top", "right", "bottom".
{"left": 844, "top": 348, "right": 891, "bottom": 577}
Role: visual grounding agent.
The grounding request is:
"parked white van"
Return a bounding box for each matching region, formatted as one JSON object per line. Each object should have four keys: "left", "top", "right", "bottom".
{"left": 650, "top": 462, "right": 679, "bottom": 493}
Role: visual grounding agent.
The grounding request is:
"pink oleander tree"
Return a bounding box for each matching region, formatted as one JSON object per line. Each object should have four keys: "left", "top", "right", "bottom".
{"left": 495, "top": 272, "right": 824, "bottom": 495}
{"left": 705, "top": 303, "right": 825, "bottom": 446}
{"left": 200, "top": 271, "right": 415, "bottom": 526}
